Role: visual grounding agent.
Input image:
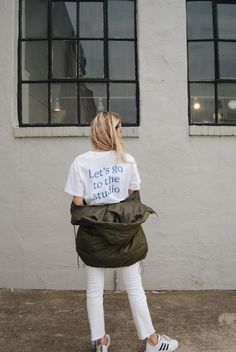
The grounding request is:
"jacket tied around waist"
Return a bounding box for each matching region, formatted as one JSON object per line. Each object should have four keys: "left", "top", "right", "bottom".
{"left": 70, "top": 190, "right": 159, "bottom": 268}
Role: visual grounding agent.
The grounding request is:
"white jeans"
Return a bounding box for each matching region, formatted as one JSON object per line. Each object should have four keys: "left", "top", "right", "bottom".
{"left": 86, "top": 261, "right": 155, "bottom": 341}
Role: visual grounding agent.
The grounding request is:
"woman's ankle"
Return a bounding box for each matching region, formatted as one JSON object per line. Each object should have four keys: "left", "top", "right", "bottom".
{"left": 96, "top": 334, "right": 108, "bottom": 346}
{"left": 147, "top": 332, "right": 159, "bottom": 346}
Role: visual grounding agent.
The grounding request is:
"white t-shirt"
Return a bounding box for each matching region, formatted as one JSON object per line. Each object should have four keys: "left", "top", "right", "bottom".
{"left": 64, "top": 150, "right": 141, "bottom": 205}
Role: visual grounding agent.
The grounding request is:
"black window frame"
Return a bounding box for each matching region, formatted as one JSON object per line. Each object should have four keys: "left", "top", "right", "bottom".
{"left": 186, "top": 0, "right": 236, "bottom": 126}
{"left": 18, "top": 0, "right": 139, "bottom": 127}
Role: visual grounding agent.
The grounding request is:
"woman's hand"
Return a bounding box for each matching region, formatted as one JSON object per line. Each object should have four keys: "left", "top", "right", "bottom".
{"left": 72, "top": 196, "right": 84, "bottom": 206}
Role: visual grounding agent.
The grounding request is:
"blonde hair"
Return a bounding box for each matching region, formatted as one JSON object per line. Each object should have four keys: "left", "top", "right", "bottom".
{"left": 90, "top": 111, "right": 128, "bottom": 163}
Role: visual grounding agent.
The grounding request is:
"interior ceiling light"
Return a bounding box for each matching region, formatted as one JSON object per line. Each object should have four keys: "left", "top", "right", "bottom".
{"left": 193, "top": 97, "right": 201, "bottom": 110}
{"left": 52, "top": 97, "right": 61, "bottom": 112}
{"left": 228, "top": 100, "right": 236, "bottom": 110}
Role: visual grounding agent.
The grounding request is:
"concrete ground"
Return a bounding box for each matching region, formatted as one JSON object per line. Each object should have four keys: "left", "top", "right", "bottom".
{"left": 0, "top": 289, "right": 235, "bottom": 352}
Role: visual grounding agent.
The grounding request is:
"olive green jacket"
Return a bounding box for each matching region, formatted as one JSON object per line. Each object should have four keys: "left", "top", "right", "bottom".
{"left": 70, "top": 190, "right": 159, "bottom": 268}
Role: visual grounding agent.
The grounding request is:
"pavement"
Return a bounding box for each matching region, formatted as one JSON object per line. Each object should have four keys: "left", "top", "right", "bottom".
{"left": 0, "top": 289, "right": 235, "bottom": 352}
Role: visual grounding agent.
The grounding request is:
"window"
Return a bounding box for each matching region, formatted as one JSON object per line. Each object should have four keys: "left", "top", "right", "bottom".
{"left": 18, "top": 0, "right": 139, "bottom": 127}
{"left": 186, "top": 0, "right": 236, "bottom": 125}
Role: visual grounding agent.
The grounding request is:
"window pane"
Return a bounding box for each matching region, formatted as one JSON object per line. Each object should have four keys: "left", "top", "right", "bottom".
{"left": 218, "top": 4, "right": 236, "bottom": 40}
{"left": 51, "top": 83, "right": 77, "bottom": 124}
{"left": 219, "top": 42, "right": 236, "bottom": 79}
{"left": 79, "top": 41, "right": 104, "bottom": 78}
{"left": 109, "top": 83, "right": 136, "bottom": 124}
{"left": 52, "top": 40, "right": 77, "bottom": 78}
{"left": 188, "top": 42, "right": 214, "bottom": 81}
{"left": 189, "top": 84, "right": 215, "bottom": 123}
{"left": 22, "top": 0, "right": 47, "bottom": 38}
{"left": 52, "top": 2, "right": 76, "bottom": 38}
{"left": 186, "top": 1, "right": 213, "bottom": 40}
{"left": 218, "top": 84, "right": 236, "bottom": 124}
{"left": 22, "top": 83, "right": 48, "bottom": 124}
{"left": 22, "top": 41, "right": 48, "bottom": 80}
{"left": 80, "top": 2, "right": 103, "bottom": 38}
{"left": 108, "top": 1, "right": 134, "bottom": 38}
{"left": 80, "top": 83, "right": 107, "bottom": 124}
{"left": 109, "top": 41, "right": 135, "bottom": 80}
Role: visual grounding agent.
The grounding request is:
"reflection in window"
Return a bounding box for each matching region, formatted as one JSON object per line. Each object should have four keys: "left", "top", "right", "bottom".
{"left": 80, "top": 2, "right": 103, "bottom": 38}
{"left": 80, "top": 83, "right": 107, "bottom": 124}
{"left": 189, "top": 84, "right": 215, "bottom": 123}
{"left": 22, "top": 41, "right": 48, "bottom": 80}
{"left": 51, "top": 83, "right": 77, "bottom": 124}
{"left": 79, "top": 41, "right": 104, "bottom": 78}
{"left": 108, "top": 0, "right": 135, "bottom": 38}
{"left": 52, "top": 40, "right": 77, "bottom": 78}
{"left": 22, "top": 83, "right": 48, "bottom": 124}
{"left": 219, "top": 42, "right": 236, "bottom": 79}
{"left": 109, "top": 41, "right": 135, "bottom": 80}
{"left": 186, "top": 1, "right": 213, "bottom": 40}
{"left": 218, "top": 4, "right": 236, "bottom": 40}
{"left": 110, "top": 83, "right": 136, "bottom": 124}
{"left": 188, "top": 42, "right": 214, "bottom": 81}
{"left": 22, "top": 0, "right": 48, "bottom": 38}
{"left": 218, "top": 84, "right": 236, "bottom": 124}
{"left": 52, "top": 2, "right": 76, "bottom": 38}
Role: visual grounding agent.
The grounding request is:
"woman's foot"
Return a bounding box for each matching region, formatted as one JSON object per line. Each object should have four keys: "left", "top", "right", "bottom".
{"left": 94, "top": 334, "right": 111, "bottom": 352}
{"left": 96, "top": 334, "right": 109, "bottom": 346}
{"left": 147, "top": 332, "right": 160, "bottom": 345}
{"left": 145, "top": 333, "right": 178, "bottom": 351}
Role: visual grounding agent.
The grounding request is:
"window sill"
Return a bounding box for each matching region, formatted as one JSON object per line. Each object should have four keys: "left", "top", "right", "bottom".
{"left": 14, "top": 126, "right": 140, "bottom": 138}
{"left": 189, "top": 125, "right": 236, "bottom": 136}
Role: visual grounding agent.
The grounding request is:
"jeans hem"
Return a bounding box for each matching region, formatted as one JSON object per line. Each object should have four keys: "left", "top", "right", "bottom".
{"left": 139, "top": 329, "right": 156, "bottom": 341}
{"left": 91, "top": 332, "right": 106, "bottom": 342}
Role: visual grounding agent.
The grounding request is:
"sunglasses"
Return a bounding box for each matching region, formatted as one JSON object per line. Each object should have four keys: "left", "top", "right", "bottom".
{"left": 115, "top": 122, "right": 121, "bottom": 129}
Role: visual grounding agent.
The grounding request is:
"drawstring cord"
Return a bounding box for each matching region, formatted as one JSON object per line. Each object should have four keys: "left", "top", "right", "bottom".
{"left": 73, "top": 225, "right": 80, "bottom": 268}
{"left": 139, "top": 260, "right": 144, "bottom": 275}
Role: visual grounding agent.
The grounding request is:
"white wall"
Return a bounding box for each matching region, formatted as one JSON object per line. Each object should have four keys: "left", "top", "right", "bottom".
{"left": 0, "top": 0, "right": 235, "bottom": 290}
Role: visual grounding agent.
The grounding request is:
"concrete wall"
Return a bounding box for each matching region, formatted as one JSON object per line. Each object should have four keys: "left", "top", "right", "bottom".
{"left": 0, "top": 0, "right": 235, "bottom": 290}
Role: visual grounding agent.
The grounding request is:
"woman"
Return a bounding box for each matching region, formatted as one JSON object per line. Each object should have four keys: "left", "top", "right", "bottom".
{"left": 64, "top": 111, "right": 179, "bottom": 352}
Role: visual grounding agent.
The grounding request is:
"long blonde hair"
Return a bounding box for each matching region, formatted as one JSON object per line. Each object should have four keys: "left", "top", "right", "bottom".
{"left": 90, "top": 111, "right": 128, "bottom": 163}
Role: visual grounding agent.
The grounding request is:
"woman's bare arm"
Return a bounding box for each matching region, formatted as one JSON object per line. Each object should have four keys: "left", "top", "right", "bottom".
{"left": 72, "top": 196, "right": 84, "bottom": 206}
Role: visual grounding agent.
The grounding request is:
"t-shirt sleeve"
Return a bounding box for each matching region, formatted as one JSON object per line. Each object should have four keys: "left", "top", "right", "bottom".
{"left": 129, "top": 159, "right": 141, "bottom": 190}
{"left": 64, "top": 159, "right": 85, "bottom": 197}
